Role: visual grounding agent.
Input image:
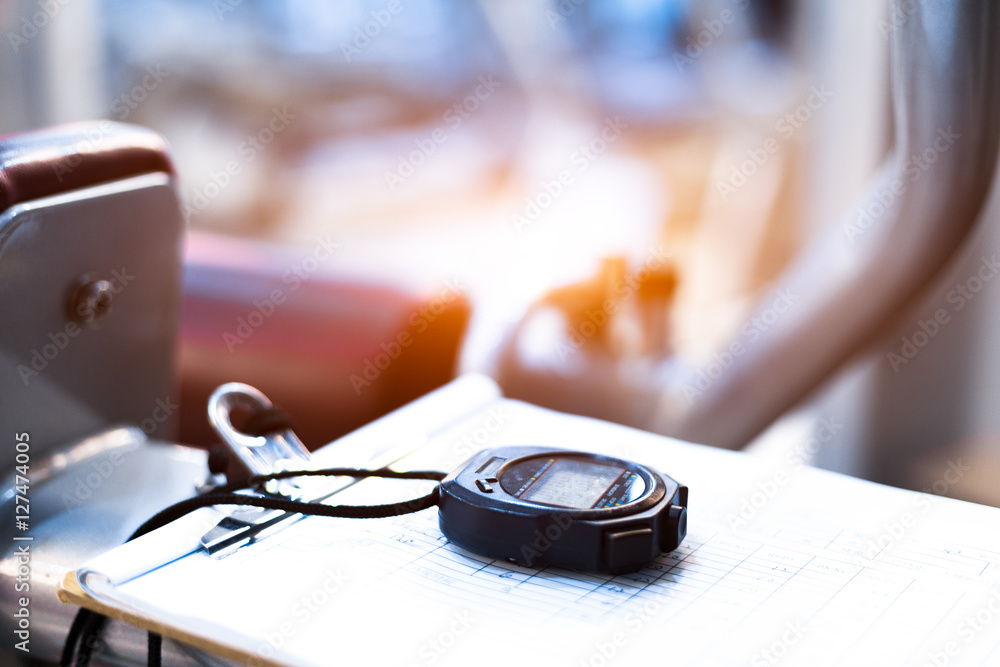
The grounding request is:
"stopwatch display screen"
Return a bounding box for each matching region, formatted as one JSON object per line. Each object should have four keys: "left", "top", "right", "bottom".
{"left": 502, "top": 457, "right": 646, "bottom": 509}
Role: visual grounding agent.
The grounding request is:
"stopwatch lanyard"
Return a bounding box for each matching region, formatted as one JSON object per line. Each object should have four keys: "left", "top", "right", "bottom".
{"left": 61, "top": 464, "right": 447, "bottom": 667}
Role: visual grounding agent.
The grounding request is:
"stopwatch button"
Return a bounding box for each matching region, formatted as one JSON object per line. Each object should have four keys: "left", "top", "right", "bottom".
{"left": 602, "top": 527, "right": 654, "bottom": 568}
{"left": 662, "top": 505, "right": 687, "bottom": 551}
{"left": 476, "top": 479, "right": 494, "bottom": 493}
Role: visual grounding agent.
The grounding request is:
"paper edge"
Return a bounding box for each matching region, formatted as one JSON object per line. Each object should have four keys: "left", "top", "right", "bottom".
{"left": 59, "top": 570, "right": 288, "bottom": 667}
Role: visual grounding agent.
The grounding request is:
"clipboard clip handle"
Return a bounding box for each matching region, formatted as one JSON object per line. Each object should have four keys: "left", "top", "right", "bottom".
{"left": 207, "top": 382, "right": 316, "bottom": 498}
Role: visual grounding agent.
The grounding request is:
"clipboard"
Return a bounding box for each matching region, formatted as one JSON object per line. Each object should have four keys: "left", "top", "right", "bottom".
{"left": 59, "top": 375, "right": 1000, "bottom": 666}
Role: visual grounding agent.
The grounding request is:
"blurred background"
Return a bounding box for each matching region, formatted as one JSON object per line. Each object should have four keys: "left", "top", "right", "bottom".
{"left": 2, "top": 0, "right": 998, "bottom": 506}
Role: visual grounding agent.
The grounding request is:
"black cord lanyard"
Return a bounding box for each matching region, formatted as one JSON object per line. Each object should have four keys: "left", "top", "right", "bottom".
{"left": 61, "top": 466, "right": 446, "bottom": 667}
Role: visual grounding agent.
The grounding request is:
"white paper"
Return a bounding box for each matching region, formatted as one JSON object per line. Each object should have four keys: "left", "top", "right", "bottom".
{"left": 77, "top": 376, "right": 1000, "bottom": 666}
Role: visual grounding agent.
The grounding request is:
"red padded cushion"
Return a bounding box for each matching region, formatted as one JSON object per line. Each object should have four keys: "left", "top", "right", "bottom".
{"left": 0, "top": 121, "right": 175, "bottom": 211}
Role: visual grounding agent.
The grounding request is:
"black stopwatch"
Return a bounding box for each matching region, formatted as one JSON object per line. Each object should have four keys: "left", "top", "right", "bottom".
{"left": 438, "top": 446, "right": 688, "bottom": 574}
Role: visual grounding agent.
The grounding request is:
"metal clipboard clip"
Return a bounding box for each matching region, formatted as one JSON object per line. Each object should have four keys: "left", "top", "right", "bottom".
{"left": 198, "top": 383, "right": 346, "bottom": 559}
